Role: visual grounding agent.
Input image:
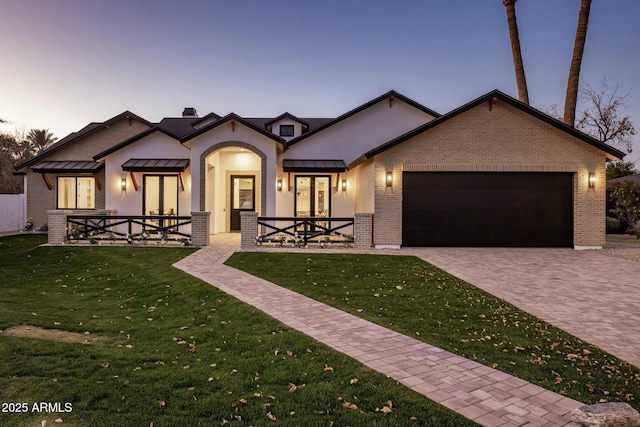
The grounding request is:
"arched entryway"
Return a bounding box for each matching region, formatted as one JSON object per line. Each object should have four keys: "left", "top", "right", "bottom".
{"left": 200, "top": 141, "right": 266, "bottom": 235}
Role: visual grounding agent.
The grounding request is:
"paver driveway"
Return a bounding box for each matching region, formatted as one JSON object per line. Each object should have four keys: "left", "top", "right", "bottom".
{"left": 408, "top": 248, "right": 640, "bottom": 368}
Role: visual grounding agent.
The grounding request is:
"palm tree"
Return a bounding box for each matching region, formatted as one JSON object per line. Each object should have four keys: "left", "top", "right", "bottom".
{"left": 503, "top": 0, "right": 529, "bottom": 104}
{"left": 25, "top": 129, "right": 57, "bottom": 155}
{"left": 563, "top": 0, "right": 592, "bottom": 127}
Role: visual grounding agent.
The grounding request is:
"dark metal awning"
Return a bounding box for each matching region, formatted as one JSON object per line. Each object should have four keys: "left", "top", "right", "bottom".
{"left": 122, "top": 159, "right": 190, "bottom": 172}
{"left": 282, "top": 159, "right": 347, "bottom": 172}
{"left": 31, "top": 160, "right": 104, "bottom": 173}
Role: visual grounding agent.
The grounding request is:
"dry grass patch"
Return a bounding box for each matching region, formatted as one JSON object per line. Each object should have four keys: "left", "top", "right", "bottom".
{"left": 0, "top": 325, "right": 104, "bottom": 344}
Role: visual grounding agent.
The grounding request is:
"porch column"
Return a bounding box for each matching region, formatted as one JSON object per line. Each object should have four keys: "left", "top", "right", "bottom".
{"left": 191, "top": 211, "right": 211, "bottom": 247}
{"left": 47, "top": 210, "right": 67, "bottom": 246}
{"left": 354, "top": 212, "right": 373, "bottom": 249}
{"left": 240, "top": 211, "right": 258, "bottom": 249}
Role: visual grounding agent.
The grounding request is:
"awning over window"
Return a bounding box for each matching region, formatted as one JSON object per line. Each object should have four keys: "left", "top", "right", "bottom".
{"left": 31, "top": 160, "right": 104, "bottom": 173}
{"left": 121, "top": 159, "right": 190, "bottom": 172}
{"left": 282, "top": 159, "right": 346, "bottom": 172}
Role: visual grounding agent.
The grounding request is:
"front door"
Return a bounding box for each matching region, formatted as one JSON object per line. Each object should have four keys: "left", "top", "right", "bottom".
{"left": 230, "top": 175, "right": 255, "bottom": 231}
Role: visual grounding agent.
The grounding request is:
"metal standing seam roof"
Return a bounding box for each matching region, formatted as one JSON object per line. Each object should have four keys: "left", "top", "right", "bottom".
{"left": 282, "top": 159, "right": 347, "bottom": 172}
{"left": 121, "top": 159, "right": 190, "bottom": 172}
{"left": 31, "top": 160, "right": 105, "bottom": 173}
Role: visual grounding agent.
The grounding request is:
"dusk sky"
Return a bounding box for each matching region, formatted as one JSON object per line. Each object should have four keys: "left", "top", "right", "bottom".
{"left": 1, "top": 0, "right": 639, "bottom": 163}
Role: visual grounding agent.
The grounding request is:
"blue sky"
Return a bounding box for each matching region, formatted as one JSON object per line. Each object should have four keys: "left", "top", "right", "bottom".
{"left": 1, "top": 0, "right": 639, "bottom": 163}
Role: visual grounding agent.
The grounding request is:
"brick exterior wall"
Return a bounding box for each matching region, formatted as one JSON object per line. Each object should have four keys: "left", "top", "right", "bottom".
{"left": 47, "top": 210, "right": 67, "bottom": 246}
{"left": 240, "top": 211, "right": 258, "bottom": 249}
{"left": 354, "top": 212, "right": 373, "bottom": 248}
{"left": 26, "top": 119, "right": 149, "bottom": 227}
{"left": 191, "top": 211, "right": 211, "bottom": 247}
{"left": 372, "top": 100, "right": 608, "bottom": 248}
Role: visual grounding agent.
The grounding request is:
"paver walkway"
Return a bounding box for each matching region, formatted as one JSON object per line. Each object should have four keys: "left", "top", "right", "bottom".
{"left": 174, "top": 236, "right": 583, "bottom": 426}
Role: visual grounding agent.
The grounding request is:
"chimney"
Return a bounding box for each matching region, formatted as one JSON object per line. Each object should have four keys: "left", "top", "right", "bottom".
{"left": 182, "top": 107, "right": 198, "bottom": 118}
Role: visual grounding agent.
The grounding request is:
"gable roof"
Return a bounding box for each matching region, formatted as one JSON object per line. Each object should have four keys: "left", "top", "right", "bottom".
{"left": 351, "top": 89, "right": 626, "bottom": 167}
{"left": 14, "top": 111, "right": 152, "bottom": 170}
{"left": 264, "top": 112, "right": 309, "bottom": 130}
{"left": 285, "top": 90, "right": 441, "bottom": 149}
{"left": 180, "top": 113, "right": 286, "bottom": 144}
{"left": 93, "top": 126, "right": 181, "bottom": 161}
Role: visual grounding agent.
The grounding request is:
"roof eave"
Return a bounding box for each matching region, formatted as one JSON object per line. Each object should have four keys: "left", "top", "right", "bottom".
{"left": 14, "top": 111, "right": 152, "bottom": 170}
{"left": 361, "top": 90, "right": 627, "bottom": 161}
{"left": 180, "top": 113, "right": 286, "bottom": 145}
{"left": 285, "top": 90, "right": 441, "bottom": 148}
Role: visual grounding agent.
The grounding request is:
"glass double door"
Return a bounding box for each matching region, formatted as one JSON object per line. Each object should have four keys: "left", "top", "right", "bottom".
{"left": 144, "top": 175, "right": 178, "bottom": 229}
{"left": 295, "top": 176, "right": 330, "bottom": 230}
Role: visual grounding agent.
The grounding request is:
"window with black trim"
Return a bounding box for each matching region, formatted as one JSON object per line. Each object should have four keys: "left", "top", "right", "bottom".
{"left": 279, "top": 125, "right": 294, "bottom": 137}
{"left": 57, "top": 177, "right": 95, "bottom": 209}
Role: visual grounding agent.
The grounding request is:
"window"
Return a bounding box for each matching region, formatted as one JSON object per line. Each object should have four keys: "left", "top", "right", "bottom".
{"left": 279, "top": 125, "right": 294, "bottom": 137}
{"left": 57, "top": 177, "right": 95, "bottom": 209}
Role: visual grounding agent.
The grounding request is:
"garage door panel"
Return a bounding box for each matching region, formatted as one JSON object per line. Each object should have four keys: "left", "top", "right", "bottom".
{"left": 402, "top": 172, "right": 573, "bottom": 247}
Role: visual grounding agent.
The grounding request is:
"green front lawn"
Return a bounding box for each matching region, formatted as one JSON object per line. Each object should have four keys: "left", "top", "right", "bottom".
{"left": 0, "top": 236, "right": 475, "bottom": 427}
{"left": 225, "top": 252, "right": 640, "bottom": 410}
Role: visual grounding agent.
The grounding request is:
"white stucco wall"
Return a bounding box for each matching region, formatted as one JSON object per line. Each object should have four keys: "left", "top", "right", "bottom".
{"left": 186, "top": 121, "right": 280, "bottom": 223}
{"left": 283, "top": 99, "right": 435, "bottom": 165}
{"left": 103, "top": 132, "right": 192, "bottom": 217}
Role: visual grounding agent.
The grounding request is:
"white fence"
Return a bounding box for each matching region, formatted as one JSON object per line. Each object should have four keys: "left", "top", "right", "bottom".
{"left": 0, "top": 194, "right": 26, "bottom": 232}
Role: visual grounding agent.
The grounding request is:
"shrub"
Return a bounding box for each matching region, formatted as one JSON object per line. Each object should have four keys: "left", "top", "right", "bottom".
{"left": 610, "top": 180, "right": 640, "bottom": 237}
{"left": 606, "top": 216, "right": 622, "bottom": 234}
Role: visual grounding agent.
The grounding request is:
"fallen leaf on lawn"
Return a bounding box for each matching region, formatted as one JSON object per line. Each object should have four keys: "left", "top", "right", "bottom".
{"left": 356, "top": 309, "right": 364, "bottom": 312}
{"left": 288, "top": 383, "right": 297, "bottom": 393}
{"left": 350, "top": 378, "right": 358, "bottom": 384}
{"left": 54, "top": 419, "right": 63, "bottom": 424}
{"left": 158, "top": 400, "right": 166, "bottom": 408}
{"left": 177, "top": 340, "right": 187, "bottom": 345}
{"left": 239, "top": 399, "right": 247, "bottom": 405}
{"left": 396, "top": 285, "right": 403, "bottom": 290}
{"left": 287, "top": 350, "right": 293, "bottom": 356}
{"left": 208, "top": 377, "right": 214, "bottom": 382}
{"left": 514, "top": 346, "right": 525, "bottom": 352}
{"left": 410, "top": 416, "right": 418, "bottom": 421}
{"left": 183, "top": 365, "right": 190, "bottom": 370}
{"left": 551, "top": 370, "right": 563, "bottom": 384}
{"left": 314, "top": 410, "right": 325, "bottom": 415}
{"left": 254, "top": 393, "right": 263, "bottom": 398}
{"left": 268, "top": 395, "right": 276, "bottom": 400}
{"left": 261, "top": 403, "right": 271, "bottom": 410}
{"left": 583, "top": 349, "right": 592, "bottom": 355}
{"left": 100, "top": 362, "right": 110, "bottom": 368}
{"left": 289, "top": 411, "right": 295, "bottom": 416}
{"left": 188, "top": 387, "right": 195, "bottom": 391}
{"left": 380, "top": 406, "right": 392, "bottom": 414}
{"left": 343, "top": 402, "right": 358, "bottom": 410}
{"left": 266, "top": 412, "right": 277, "bottom": 421}
{"left": 324, "top": 365, "right": 334, "bottom": 372}
{"left": 386, "top": 400, "right": 393, "bottom": 408}
{"left": 566, "top": 353, "right": 580, "bottom": 361}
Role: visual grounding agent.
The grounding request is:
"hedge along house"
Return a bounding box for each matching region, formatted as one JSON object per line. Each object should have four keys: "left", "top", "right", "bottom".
{"left": 14, "top": 89, "right": 624, "bottom": 248}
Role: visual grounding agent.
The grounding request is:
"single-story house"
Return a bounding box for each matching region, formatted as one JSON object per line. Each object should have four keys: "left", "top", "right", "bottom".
{"left": 14, "top": 89, "right": 625, "bottom": 248}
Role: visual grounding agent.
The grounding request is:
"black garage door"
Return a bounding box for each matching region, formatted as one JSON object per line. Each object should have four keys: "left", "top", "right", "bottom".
{"left": 402, "top": 172, "right": 573, "bottom": 247}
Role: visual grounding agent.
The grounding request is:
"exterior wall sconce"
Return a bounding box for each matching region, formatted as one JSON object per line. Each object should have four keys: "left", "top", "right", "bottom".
{"left": 386, "top": 171, "right": 393, "bottom": 187}
{"left": 341, "top": 179, "right": 347, "bottom": 191}
{"left": 121, "top": 178, "right": 127, "bottom": 191}
{"left": 277, "top": 179, "right": 283, "bottom": 191}
{"left": 588, "top": 173, "right": 596, "bottom": 188}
